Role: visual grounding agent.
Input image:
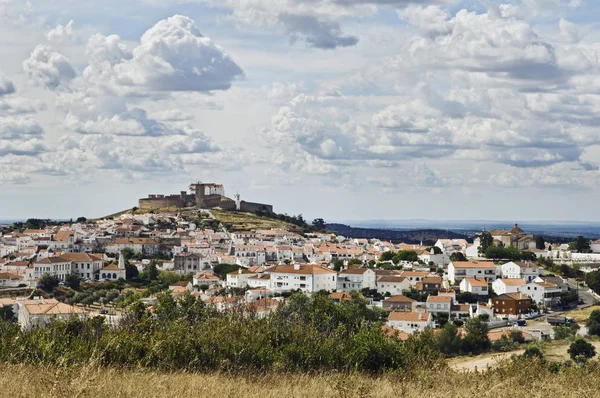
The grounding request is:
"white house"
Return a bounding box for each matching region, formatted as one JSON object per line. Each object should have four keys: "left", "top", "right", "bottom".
{"left": 386, "top": 311, "right": 433, "bottom": 334}
{"left": 519, "top": 281, "right": 562, "bottom": 308}
{"left": 498, "top": 261, "right": 544, "bottom": 282}
{"left": 59, "top": 252, "right": 103, "bottom": 280}
{"left": 592, "top": 239, "right": 600, "bottom": 253}
{"left": 337, "top": 268, "right": 377, "bottom": 291}
{"left": 491, "top": 278, "right": 526, "bottom": 295}
{"left": 246, "top": 273, "right": 271, "bottom": 289}
{"left": 32, "top": 256, "right": 73, "bottom": 281}
{"left": 426, "top": 295, "right": 453, "bottom": 315}
{"left": 434, "top": 239, "right": 468, "bottom": 255}
{"left": 226, "top": 269, "right": 256, "bottom": 288}
{"left": 268, "top": 264, "right": 337, "bottom": 293}
{"left": 448, "top": 261, "right": 497, "bottom": 284}
{"left": 17, "top": 299, "right": 86, "bottom": 329}
{"left": 459, "top": 277, "right": 489, "bottom": 296}
{"left": 0, "top": 272, "right": 22, "bottom": 288}
{"left": 376, "top": 276, "right": 411, "bottom": 296}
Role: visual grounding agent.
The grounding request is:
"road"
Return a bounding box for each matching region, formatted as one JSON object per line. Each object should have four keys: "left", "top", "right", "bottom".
{"left": 566, "top": 279, "right": 596, "bottom": 308}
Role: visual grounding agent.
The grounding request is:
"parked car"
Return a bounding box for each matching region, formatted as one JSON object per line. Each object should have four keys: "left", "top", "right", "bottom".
{"left": 99, "top": 309, "right": 109, "bottom": 315}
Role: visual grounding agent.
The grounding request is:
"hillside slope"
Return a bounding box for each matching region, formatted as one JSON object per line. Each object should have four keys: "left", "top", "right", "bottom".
{"left": 327, "top": 223, "right": 468, "bottom": 244}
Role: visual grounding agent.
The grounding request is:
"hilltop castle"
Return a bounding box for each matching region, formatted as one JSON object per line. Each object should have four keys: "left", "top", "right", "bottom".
{"left": 138, "top": 182, "right": 274, "bottom": 214}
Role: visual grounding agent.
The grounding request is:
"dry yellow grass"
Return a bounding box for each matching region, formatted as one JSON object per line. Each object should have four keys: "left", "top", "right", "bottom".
{"left": 212, "top": 209, "right": 301, "bottom": 232}
{"left": 2, "top": 361, "right": 600, "bottom": 398}
{"left": 562, "top": 305, "right": 600, "bottom": 323}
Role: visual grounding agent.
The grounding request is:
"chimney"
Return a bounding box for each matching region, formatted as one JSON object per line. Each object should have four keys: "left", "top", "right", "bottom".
{"left": 238, "top": 268, "right": 243, "bottom": 274}
{"left": 294, "top": 263, "right": 300, "bottom": 271}
{"left": 418, "top": 313, "right": 422, "bottom": 320}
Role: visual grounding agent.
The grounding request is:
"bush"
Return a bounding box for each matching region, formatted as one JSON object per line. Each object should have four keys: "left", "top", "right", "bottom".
{"left": 586, "top": 310, "right": 600, "bottom": 337}
{"left": 38, "top": 274, "right": 59, "bottom": 292}
{"left": 554, "top": 324, "right": 580, "bottom": 340}
{"left": 523, "top": 346, "right": 544, "bottom": 359}
{"left": 568, "top": 339, "right": 596, "bottom": 363}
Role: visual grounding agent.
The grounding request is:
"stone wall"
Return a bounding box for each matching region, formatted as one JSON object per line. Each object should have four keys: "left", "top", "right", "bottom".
{"left": 239, "top": 201, "right": 274, "bottom": 214}
{"left": 139, "top": 196, "right": 183, "bottom": 210}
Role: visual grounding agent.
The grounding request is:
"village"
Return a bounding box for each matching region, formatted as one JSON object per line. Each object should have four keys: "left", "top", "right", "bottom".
{"left": 1, "top": 204, "right": 600, "bottom": 348}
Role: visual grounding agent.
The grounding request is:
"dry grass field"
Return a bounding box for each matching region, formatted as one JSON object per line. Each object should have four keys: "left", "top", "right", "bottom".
{"left": 211, "top": 209, "right": 301, "bottom": 232}
{"left": 562, "top": 305, "right": 600, "bottom": 323}
{"left": 3, "top": 360, "right": 600, "bottom": 398}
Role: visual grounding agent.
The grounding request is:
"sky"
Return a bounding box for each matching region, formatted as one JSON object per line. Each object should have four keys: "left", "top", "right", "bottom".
{"left": 1, "top": 0, "right": 600, "bottom": 222}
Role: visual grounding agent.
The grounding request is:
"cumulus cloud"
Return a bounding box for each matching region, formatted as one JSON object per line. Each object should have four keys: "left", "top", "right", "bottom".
{"left": 46, "top": 20, "right": 74, "bottom": 43}
{"left": 191, "top": 0, "right": 448, "bottom": 49}
{"left": 22, "top": 45, "right": 76, "bottom": 89}
{"left": 0, "top": 73, "right": 15, "bottom": 96}
{"left": 83, "top": 15, "right": 244, "bottom": 94}
{"left": 279, "top": 13, "right": 358, "bottom": 49}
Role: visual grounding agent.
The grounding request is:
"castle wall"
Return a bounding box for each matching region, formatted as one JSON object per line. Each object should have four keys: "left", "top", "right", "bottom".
{"left": 240, "top": 201, "right": 274, "bottom": 214}
{"left": 139, "top": 197, "right": 183, "bottom": 210}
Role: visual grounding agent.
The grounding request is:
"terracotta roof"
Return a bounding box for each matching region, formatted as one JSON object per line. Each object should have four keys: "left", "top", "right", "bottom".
{"left": 60, "top": 253, "right": 102, "bottom": 262}
{"left": 497, "top": 278, "right": 526, "bottom": 286}
{"left": 427, "top": 295, "right": 452, "bottom": 303}
{"left": 269, "top": 264, "right": 336, "bottom": 275}
{"left": 377, "top": 276, "right": 407, "bottom": 283}
{"left": 498, "top": 292, "right": 531, "bottom": 301}
{"left": 102, "top": 264, "right": 120, "bottom": 271}
{"left": 35, "top": 256, "right": 70, "bottom": 264}
{"left": 24, "top": 302, "right": 84, "bottom": 315}
{"left": 388, "top": 311, "right": 431, "bottom": 322}
{"left": 451, "top": 261, "right": 496, "bottom": 269}
{"left": 329, "top": 292, "right": 353, "bottom": 301}
{"left": 385, "top": 295, "right": 416, "bottom": 303}
{"left": 340, "top": 268, "right": 371, "bottom": 275}
{"left": 463, "top": 278, "right": 488, "bottom": 287}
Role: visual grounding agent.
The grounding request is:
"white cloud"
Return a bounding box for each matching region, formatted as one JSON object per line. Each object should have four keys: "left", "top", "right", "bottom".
{"left": 0, "top": 72, "right": 15, "bottom": 96}
{"left": 22, "top": 45, "right": 76, "bottom": 89}
{"left": 46, "top": 20, "right": 74, "bottom": 43}
{"left": 82, "top": 15, "right": 244, "bottom": 94}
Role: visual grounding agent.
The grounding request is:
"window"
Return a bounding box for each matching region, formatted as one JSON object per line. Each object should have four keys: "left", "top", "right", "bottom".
{"left": 436, "top": 304, "right": 441, "bottom": 309}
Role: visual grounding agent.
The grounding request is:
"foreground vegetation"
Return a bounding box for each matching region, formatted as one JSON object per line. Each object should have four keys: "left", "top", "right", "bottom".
{"left": 3, "top": 358, "right": 600, "bottom": 398}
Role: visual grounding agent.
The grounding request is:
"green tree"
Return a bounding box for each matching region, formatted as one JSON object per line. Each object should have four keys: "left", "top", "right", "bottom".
{"left": 121, "top": 247, "right": 135, "bottom": 260}
{"left": 213, "top": 263, "right": 240, "bottom": 279}
{"left": 379, "top": 251, "right": 395, "bottom": 262}
{"left": 585, "top": 271, "right": 600, "bottom": 295}
{"left": 586, "top": 310, "right": 600, "bottom": 336}
{"left": 0, "top": 305, "right": 15, "bottom": 323}
{"left": 450, "top": 252, "right": 466, "bottom": 262}
{"left": 437, "top": 322, "right": 462, "bottom": 356}
{"left": 331, "top": 259, "right": 344, "bottom": 272}
{"left": 311, "top": 218, "right": 326, "bottom": 232}
{"left": 522, "top": 346, "right": 544, "bottom": 359}
{"left": 535, "top": 236, "right": 545, "bottom": 250}
{"left": 76, "top": 217, "right": 87, "bottom": 223}
{"left": 478, "top": 231, "right": 493, "bottom": 255}
{"left": 38, "top": 274, "right": 60, "bottom": 292}
{"left": 347, "top": 258, "right": 362, "bottom": 267}
{"left": 568, "top": 236, "right": 591, "bottom": 253}
{"left": 554, "top": 323, "right": 580, "bottom": 340}
{"left": 396, "top": 250, "right": 418, "bottom": 262}
{"left": 462, "top": 317, "right": 491, "bottom": 354}
{"left": 568, "top": 339, "right": 596, "bottom": 363}
{"left": 456, "top": 292, "right": 478, "bottom": 304}
{"left": 147, "top": 260, "right": 159, "bottom": 281}
{"left": 65, "top": 273, "right": 81, "bottom": 290}
{"left": 429, "top": 246, "right": 442, "bottom": 255}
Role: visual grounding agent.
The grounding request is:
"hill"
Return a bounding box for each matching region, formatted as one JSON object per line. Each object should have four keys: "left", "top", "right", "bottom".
{"left": 211, "top": 209, "right": 305, "bottom": 232}
{"left": 326, "top": 223, "right": 469, "bottom": 245}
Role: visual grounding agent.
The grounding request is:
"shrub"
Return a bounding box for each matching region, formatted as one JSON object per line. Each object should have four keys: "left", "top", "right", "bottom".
{"left": 568, "top": 339, "right": 596, "bottom": 363}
